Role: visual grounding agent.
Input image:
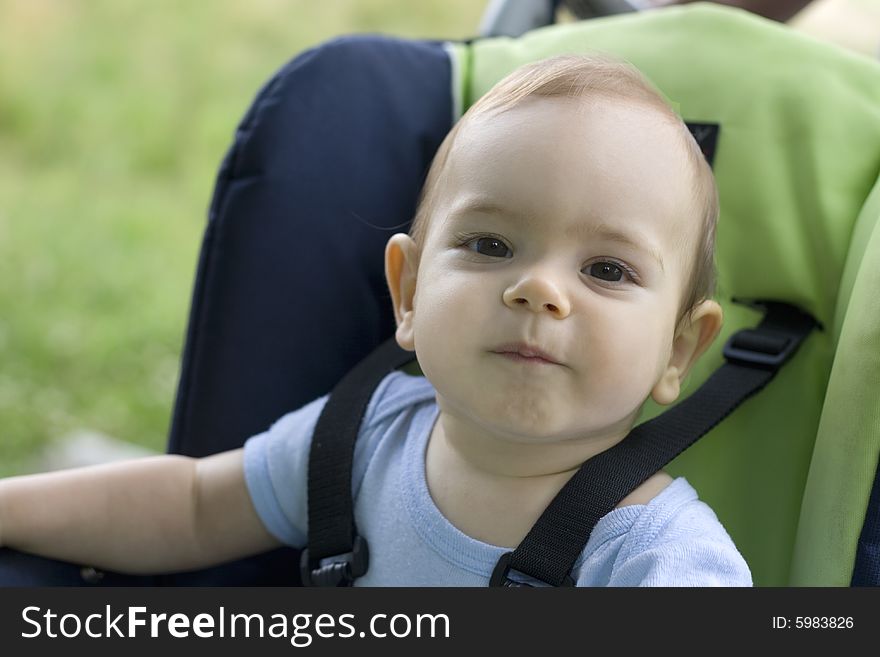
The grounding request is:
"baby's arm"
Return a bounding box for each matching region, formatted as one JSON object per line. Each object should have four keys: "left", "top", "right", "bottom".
{"left": 0, "top": 449, "right": 281, "bottom": 574}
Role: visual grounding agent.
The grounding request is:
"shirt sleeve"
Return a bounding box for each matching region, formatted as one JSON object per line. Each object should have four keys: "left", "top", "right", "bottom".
{"left": 242, "top": 394, "right": 330, "bottom": 547}
{"left": 609, "top": 500, "right": 753, "bottom": 587}
{"left": 239, "top": 371, "right": 417, "bottom": 548}
{"left": 611, "top": 538, "right": 753, "bottom": 586}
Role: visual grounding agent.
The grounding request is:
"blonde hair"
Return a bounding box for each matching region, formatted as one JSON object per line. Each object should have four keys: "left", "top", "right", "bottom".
{"left": 409, "top": 53, "right": 718, "bottom": 325}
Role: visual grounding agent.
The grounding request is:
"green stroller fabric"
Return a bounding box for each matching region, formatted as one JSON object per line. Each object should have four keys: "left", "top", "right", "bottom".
{"left": 448, "top": 3, "right": 880, "bottom": 586}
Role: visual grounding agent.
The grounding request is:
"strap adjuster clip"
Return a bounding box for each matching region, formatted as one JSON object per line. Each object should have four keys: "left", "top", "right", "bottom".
{"left": 723, "top": 328, "right": 794, "bottom": 370}
{"left": 723, "top": 299, "right": 821, "bottom": 371}
{"left": 300, "top": 535, "right": 369, "bottom": 587}
{"left": 489, "top": 552, "right": 574, "bottom": 587}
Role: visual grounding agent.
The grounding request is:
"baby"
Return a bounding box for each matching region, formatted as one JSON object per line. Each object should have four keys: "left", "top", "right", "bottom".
{"left": 0, "top": 54, "right": 750, "bottom": 586}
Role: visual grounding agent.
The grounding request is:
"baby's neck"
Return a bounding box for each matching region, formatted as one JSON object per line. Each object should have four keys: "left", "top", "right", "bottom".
{"left": 425, "top": 411, "right": 623, "bottom": 548}
{"left": 423, "top": 407, "right": 668, "bottom": 548}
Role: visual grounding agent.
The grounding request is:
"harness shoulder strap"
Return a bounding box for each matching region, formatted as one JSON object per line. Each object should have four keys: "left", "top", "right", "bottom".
{"left": 490, "top": 300, "right": 820, "bottom": 586}
{"left": 300, "top": 338, "right": 414, "bottom": 586}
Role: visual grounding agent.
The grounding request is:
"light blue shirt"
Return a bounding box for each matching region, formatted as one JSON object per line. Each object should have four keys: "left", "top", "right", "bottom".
{"left": 243, "top": 371, "right": 752, "bottom": 586}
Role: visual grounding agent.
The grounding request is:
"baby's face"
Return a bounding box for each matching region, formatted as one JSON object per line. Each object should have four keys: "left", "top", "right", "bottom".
{"left": 406, "top": 96, "right": 699, "bottom": 445}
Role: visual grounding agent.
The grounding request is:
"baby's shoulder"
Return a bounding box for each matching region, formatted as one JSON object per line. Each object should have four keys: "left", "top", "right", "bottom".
{"left": 614, "top": 470, "right": 675, "bottom": 509}
{"left": 619, "top": 476, "right": 735, "bottom": 553}
{"left": 584, "top": 477, "right": 752, "bottom": 585}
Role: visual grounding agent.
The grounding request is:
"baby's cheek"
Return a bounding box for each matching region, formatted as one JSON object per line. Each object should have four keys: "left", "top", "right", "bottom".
{"left": 411, "top": 282, "right": 473, "bottom": 359}
{"left": 591, "top": 327, "right": 665, "bottom": 399}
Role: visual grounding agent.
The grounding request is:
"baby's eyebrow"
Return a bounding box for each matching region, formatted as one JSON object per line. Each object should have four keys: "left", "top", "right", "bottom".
{"left": 566, "top": 222, "right": 666, "bottom": 273}
{"left": 447, "top": 199, "right": 508, "bottom": 221}
{"left": 448, "top": 199, "right": 665, "bottom": 273}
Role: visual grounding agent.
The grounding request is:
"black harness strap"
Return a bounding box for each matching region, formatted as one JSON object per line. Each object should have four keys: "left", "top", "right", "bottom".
{"left": 300, "top": 338, "right": 414, "bottom": 586}
{"left": 491, "top": 300, "right": 820, "bottom": 586}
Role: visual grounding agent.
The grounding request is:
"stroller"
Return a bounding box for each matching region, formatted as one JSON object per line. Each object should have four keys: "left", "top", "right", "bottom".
{"left": 1, "top": 2, "right": 878, "bottom": 586}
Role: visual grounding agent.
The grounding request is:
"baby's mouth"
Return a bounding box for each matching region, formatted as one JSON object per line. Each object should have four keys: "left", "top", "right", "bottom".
{"left": 490, "top": 342, "right": 563, "bottom": 366}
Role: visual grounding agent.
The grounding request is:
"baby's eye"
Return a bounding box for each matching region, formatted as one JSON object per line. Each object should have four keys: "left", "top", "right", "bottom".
{"left": 585, "top": 261, "right": 626, "bottom": 283}
{"left": 466, "top": 235, "right": 512, "bottom": 259}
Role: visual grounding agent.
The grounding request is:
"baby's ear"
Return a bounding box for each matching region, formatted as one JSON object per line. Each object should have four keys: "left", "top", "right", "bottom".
{"left": 384, "top": 233, "right": 420, "bottom": 352}
{"left": 651, "top": 299, "right": 723, "bottom": 405}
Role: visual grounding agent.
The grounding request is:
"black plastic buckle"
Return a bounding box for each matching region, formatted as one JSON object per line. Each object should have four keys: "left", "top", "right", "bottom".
{"left": 723, "top": 328, "right": 795, "bottom": 371}
{"left": 723, "top": 299, "right": 820, "bottom": 371}
{"left": 300, "top": 536, "right": 369, "bottom": 587}
{"left": 489, "top": 552, "right": 574, "bottom": 587}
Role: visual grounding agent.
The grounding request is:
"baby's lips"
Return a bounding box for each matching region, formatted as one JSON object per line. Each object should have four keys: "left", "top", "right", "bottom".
{"left": 491, "top": 341, "right": 563, "bottom": 365}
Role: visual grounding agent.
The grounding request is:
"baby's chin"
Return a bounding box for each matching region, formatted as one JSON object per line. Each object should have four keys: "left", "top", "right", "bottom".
{"left": 438, "top": 390, "right": 633, "bottom": 447}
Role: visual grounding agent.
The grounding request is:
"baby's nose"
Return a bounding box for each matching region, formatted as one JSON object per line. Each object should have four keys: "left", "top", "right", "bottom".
{"left": 503, "top": 274, "right": 570, "bottom": 318}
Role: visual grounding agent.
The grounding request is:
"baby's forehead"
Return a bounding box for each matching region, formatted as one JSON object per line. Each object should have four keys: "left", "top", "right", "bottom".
{"left": 457, "top": 94, "right": 682, "bottom": 147}
{"left": 448, "top": 99, "right": 695, "bottom": 204}
{"left": 423, "top": 98, "right": 706, "bottom": 272}
{"left": 445, "top": 98, "right": 694, "bottom": 203}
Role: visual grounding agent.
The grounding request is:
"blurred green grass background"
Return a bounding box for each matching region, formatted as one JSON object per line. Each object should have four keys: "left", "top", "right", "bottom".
{"left": 0, "top": 0, "right": 484, "bottom": 477}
